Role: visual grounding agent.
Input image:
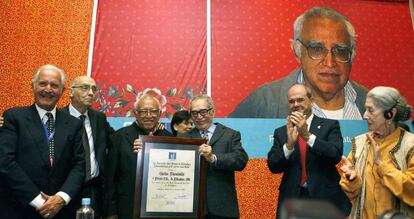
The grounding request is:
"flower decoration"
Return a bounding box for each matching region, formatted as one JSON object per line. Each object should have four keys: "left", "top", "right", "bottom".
{"left": 93, "top": 82, "right": 206, "bottom": 118}
{"left": 108, "top": 86, "right": 119, "bottom": 98}
{"left": 136, "top": 88, "right": 167, "bottom": 113}
{"left": 184, "top": 88, "right": 194, "bottom": 99}
{"left": 98, "top": 100, "right": 111, "bottom": 113}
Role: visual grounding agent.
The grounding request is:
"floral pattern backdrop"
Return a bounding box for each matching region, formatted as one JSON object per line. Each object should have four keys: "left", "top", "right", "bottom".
{"left": 94, "top": 83, "right": 206, "bottom": 119}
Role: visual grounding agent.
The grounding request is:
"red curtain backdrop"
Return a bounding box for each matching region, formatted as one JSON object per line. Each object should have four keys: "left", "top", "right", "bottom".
{"left": 91, "top": 0, "right": 207, "bottom": 118}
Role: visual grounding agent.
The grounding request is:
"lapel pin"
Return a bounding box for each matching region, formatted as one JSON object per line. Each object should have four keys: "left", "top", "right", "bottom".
{"left": 317, "top": 125, "right": 321, "bottom": 129}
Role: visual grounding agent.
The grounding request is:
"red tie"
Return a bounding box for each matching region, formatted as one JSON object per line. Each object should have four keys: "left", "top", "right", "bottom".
{"left": 298, "top": 135, "right": 307, "bottom": 186}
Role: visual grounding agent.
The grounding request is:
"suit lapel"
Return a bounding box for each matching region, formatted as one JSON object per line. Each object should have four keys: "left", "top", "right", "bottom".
{"left": 88, "top": 110, "right": 98, "bottom": 144}
{"left": 309, "top": 116, "right": 323, "bottom": 134}
{"left": 53, "top": 110, "right": 68, "bottom": 163}
{"left": 209, "top": 123, "right": 224, "bottom": 146}
{"left": 26, "top": 105, "right": 50, "bottom": 165}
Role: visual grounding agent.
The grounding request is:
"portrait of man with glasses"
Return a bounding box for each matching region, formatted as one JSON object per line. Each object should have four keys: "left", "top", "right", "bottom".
{"left": 229, "top": 6, "right": 368, "bottom": 120}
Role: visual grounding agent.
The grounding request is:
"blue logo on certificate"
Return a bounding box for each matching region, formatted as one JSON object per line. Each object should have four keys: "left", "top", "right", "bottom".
{"left": 168, "top": 152, "right": 176, "bottom": 160}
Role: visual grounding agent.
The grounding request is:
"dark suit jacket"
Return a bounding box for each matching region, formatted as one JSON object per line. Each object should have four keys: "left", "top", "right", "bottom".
{"left": 0, "top": 105, "right": 85, "bottom": 219}
{"left": 229, "top": 68, "right": 368, "bottom": 118}
{"left": 104, "top": 122, "right": 172, "bottom": 219}
{"left": 267, "top": 116, "right": 351, "bottom": 218}
{"left": 182, "top": 123, "right": 248, "bottom": 218}
{"left": 61, "top": 106, "right": 114, "bottom": 176}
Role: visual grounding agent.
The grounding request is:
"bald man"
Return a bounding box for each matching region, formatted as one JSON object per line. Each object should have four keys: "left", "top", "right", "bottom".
{"left": 60, "top": 76, "right": 114, "bottom": 219}
{"left": 104, "top": 94, "right": 173, "bottom": 219}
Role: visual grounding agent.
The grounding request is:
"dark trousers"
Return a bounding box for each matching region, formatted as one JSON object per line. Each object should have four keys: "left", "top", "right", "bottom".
{"left": 299, "top": 186, "right": 309, "bottom": 199}
{"left": 74, "top": 177, "right": 104, "bottom": 219}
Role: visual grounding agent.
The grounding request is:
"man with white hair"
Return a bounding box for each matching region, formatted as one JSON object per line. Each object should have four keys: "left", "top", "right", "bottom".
{"left": 104, "top": 94, "right": 172, "bottom": 219}
{"left": 229, "top": 6, "right": 367, "bottom": 120}
{"left": 0, "top": 64, "right": 85, "bottom": 218}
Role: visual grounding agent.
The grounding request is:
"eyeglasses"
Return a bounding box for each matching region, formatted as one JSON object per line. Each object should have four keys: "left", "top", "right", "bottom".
{"left": 190, "top": 108, "right": 212, "bottom": 117}
{"left": 71, "top": 85, "right": 97, "bottom": 93}
{"left": 288, "top": 98, "right": 306, "bottom": 104}
{"left": 296, "top": 39, "right": 352, "bottom": 63}
{"left": 136, "top": 108, "right": 160, "bottom": 117}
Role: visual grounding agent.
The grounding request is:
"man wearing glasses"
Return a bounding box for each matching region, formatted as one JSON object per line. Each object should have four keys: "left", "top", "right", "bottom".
{"left": 181, "top": 94, "right": 248, "bottom": 219}
{"left": 229, "top": 6, "right": 367, "bottom": 120}
{"left": 61, "top": 76, "right": 114, "bottom": 219}
{"left": 267, "top": 84, "right": 351, "bottom": 218}
{"left": 104, "top": 94, "right": 172, "bottom": 219}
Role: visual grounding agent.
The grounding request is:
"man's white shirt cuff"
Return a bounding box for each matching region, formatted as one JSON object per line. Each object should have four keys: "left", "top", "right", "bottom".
{"left": 283, "top": 144, "right": 294, "bottom": 158}
{"left": 56, "top": 191, "right": 71, "bottom": 205}
{"left": 30, "top": 194, "right": 46, "bottom": 208}
{"left": 307, "top": 134, "right": 316, "bottom": 147}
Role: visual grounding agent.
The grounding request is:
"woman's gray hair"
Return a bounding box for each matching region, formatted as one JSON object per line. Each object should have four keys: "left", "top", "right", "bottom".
{"left": 189, "top": 94, "right": 214, "bottom": 110}
{"left": 292, "top": 6, "right": 357, "bottom": 62}
{"left": 32, "top": 64, "right": 66, "bottom": 91}
{"left": 367, "top": 86, "right": 412, "bottom": 122}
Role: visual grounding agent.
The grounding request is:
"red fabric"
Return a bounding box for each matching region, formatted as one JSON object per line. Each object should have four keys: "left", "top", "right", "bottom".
{"left": 298, "top": 135, "right": 307, "bottom": 186}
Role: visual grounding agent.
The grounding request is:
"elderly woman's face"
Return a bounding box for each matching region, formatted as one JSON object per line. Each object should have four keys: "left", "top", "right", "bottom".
{"left": 174, "top": 119, "right": 193, "bottom": 134}
{"left": 363, "top": 97, "right": 387, "bottom": 133}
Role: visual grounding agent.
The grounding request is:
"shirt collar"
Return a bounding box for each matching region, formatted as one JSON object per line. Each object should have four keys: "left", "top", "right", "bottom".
{"left": 35, "top": 104, "right": 56, "bottom": 121}
{"left": 306, "top": 113, "right": 314, "bottom": 128}
{"left": 69, "top": 104, "right": 88, "bottom": 119}
{"left": 199, "top": 123, "right": 217, "bottom": 135}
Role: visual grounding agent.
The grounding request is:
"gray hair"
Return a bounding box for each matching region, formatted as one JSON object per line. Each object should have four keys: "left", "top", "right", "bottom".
{"left": 32, "top": 64, "right": 66, "bottom": 91}
{"left": 189, "top": 94, "right": 215, "bottom": 110}
{"left": 367, "top": 86, "right": 412, "bottom": 122}
{"left": 133, "top": 94, "right": 161, "bottom": 110}
{"left": 292, "top": 6, "right": 357, "bottom": 62}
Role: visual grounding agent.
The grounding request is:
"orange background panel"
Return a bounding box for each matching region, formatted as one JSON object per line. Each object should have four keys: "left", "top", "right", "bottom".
{"left": 0, "top": 0, "right": 93, "bottom": 112}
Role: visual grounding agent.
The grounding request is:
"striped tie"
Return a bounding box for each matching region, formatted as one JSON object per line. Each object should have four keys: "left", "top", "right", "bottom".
{"left": 45, "top": 112, "right": 55, "bottom": 166}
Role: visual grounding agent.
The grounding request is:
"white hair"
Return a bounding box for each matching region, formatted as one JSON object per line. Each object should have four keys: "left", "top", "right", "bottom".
{"left": 292, "top": 6, "right": 357, "bottom": 62}
{"left": 367, "top": 86, "right": 412, "bottom": 122}
{"left": 32, "top": 64, "right": 66, "bottom": 91}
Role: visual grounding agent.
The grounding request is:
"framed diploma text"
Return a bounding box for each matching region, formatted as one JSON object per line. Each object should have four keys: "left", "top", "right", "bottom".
{"left": 133, "top": 135, "right": 207, "bottom": 219}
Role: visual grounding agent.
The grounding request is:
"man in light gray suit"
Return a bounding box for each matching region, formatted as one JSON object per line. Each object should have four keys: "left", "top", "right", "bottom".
{"left": 181, "top": 94, "right": 248, "bottom": 219}
{"left": 229, "top": 6, "right": 367, "bottom": 120}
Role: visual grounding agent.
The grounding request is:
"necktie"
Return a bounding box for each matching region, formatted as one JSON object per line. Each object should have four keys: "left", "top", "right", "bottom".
{"left": 298, "top": 135, "right": 308, "bottom": 187}
{"left": 201, "top": 130, "right": 209, "bottom": 142}
{"left": 45, "top": 112, "right": 55, "bottom": 166}
{"left": 79, "top": 115, "right": 91, "bottom": 181}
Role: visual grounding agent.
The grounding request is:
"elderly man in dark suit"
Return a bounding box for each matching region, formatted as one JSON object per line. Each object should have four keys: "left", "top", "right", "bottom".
{"left": 61, "top": 76, "right": 114, "bottom": 219}
{"left": 181, "top": 94, "right": 248, "bottom": 219}
{"left": 104, "top": 94, "right": 172, "bottom": 219}
{"left": 0, "top": 64, "right": 85, "bottom": 218}
{"left": 267, "top": 83, "right": 351, "bottom": 218}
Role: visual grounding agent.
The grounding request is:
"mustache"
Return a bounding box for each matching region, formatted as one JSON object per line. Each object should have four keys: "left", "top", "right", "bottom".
{"left": 40, "top": 92, "right": 58, "bottom": 98}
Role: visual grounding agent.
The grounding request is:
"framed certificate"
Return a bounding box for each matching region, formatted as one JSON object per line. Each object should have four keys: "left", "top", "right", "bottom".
{"left": 133, "top": 135, "right": 207, "bottom": 219}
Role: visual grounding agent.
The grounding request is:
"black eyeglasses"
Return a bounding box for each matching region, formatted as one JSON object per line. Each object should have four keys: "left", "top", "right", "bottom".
{"left": 71, "top": 85, "right": 97, "bottom": 93}
{"left": 296, "top": 39, "right": 352, "bottom": 63}
{"left": 190, "top": 108, "right": 212, "bottom": 117}
{"left": 136, "top": 108, "right": 160, "bottom": 117}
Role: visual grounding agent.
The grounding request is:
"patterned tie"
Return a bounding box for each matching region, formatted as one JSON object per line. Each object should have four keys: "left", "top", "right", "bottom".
{"left": 298, "top": 135, "right": 308, "bottom": 187}
{"left": 45, "top": 112, "right": 55, "bottom": 166}
{"left": 79, "top": 115, "right": 91, "bottom": 181}
{"left": 201, "top": 130, "right": 209, "bottom": 142}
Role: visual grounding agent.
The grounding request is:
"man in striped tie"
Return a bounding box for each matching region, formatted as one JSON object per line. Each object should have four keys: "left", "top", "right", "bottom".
{"left": 0, "top": 64, "right": 85, "bottom": 218}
